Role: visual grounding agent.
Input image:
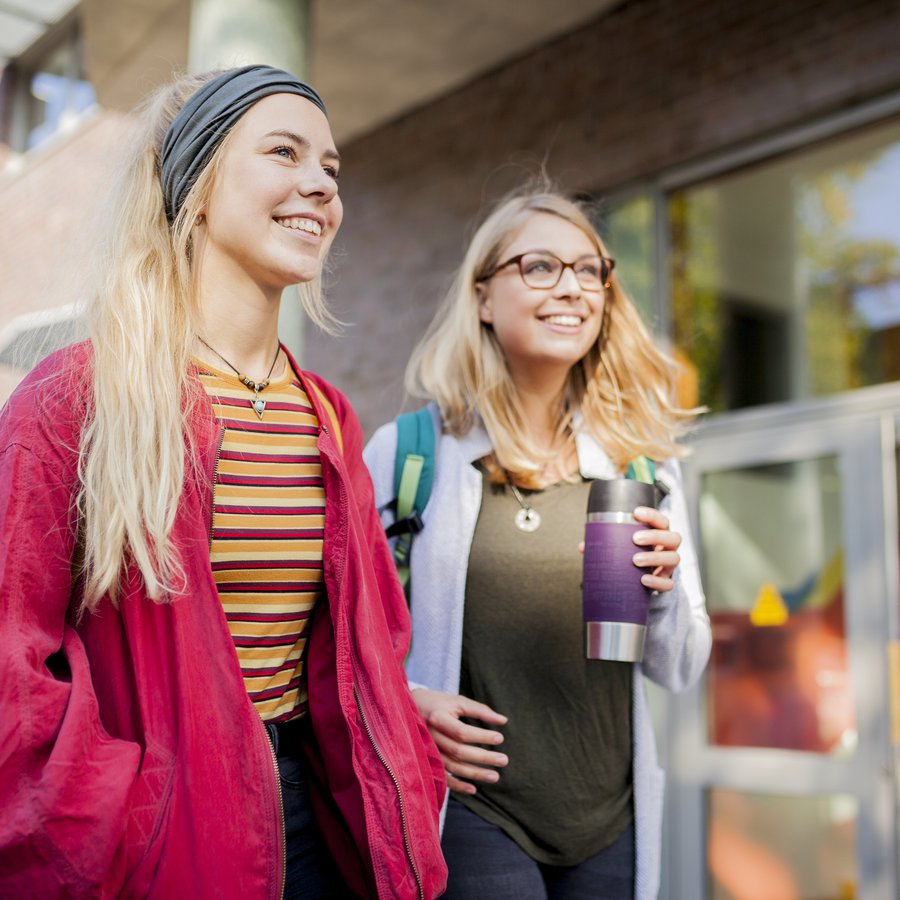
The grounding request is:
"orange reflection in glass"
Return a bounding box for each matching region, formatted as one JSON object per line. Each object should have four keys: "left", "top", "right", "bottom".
{"left": 707, "top": 789, "right": 857, "bottom": 900}
{"left": 709, "top": 588, "right": 855, "bottom": 754}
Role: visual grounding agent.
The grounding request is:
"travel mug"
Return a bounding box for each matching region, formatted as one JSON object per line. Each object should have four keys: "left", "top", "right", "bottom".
{"left": 582, "top": 478, "right": 658, "bottom": 662}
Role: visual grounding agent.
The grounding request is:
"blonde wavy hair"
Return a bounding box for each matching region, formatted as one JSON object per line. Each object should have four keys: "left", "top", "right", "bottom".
{"left": 406, "top": 190, "right": 697, "bottom": 485}
{"left": 77, "top": 70, "right": 336, "bottom": 613}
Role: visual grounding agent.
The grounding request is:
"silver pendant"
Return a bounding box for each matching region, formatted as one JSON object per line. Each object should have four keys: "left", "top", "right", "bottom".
{"left": 252, "top": 397, "right": 266, "bottom": 419}
{"left": 514, "top": 507, "right": 541, "bottom": 533}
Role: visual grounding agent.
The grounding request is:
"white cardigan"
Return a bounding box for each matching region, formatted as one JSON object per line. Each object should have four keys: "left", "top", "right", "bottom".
{"left": 364, "top": 409, "right": 711, "bottom": 899}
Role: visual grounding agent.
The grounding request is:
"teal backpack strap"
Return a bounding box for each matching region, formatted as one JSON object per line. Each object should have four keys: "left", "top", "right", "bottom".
{"left": 626, "top": 455, "right": 656, "bottom": 485}
{"left": 626, "top": 454, "right": 670, "bottom": 504}
{"left": 387, "top": 407, "right": 436, "bottom": 596}
{"left": 393, "top": 407, "right": 435, "bottom": 519}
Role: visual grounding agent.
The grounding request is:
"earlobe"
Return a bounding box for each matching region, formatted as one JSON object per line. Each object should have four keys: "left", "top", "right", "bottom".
{"left": 476, "top": 283, "right": 493, "bottom": 324}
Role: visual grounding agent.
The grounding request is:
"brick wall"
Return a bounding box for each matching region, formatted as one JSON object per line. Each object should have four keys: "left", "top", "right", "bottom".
{"left": 2, "top": 0, "right": 899, "bottom": 423}
{"left": 0, "top": 110, "right": 136, "bottom": 389}
{"left": 313, "top": 0, "right": 900, "bottom": 436}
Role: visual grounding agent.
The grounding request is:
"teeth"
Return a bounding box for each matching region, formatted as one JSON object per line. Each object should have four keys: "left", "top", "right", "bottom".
{"left": 543, "top": 315, "right": 582, "bottom": 327}
{"left": 276, "top": 217, "right": 322, "bottom": 236}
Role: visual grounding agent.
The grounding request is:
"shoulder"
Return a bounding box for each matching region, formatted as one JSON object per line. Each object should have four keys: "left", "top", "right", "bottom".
{"left": 0, "top": 341, "right": 92, "bottom": 465}
{"left": 364, "top": 404, "right": 446, "bottom": 474}
{"left": 366, "top": 419, "right": 399, "bottom": 455}
{"left": 294, "top": 369, "right": 369, "bottom": 466}
{"left": 296, "top": 368, "right": 355, "bottom": 424}
{"left": 296, "top": 368, "right": 361, "bottom": 432}
{"left": 655, "top": 457, "right": 685, "bottom": 498}
{"left": 363, "top": 420, "right": 399, "bottom": 484}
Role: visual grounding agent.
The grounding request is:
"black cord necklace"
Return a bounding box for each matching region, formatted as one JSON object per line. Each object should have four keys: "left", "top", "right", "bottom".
{"left": 197, "top": 336, "right": 281, "bottom": 419}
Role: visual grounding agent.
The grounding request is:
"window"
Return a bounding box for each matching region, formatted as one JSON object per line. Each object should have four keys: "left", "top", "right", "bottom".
{"left": 669, "top": 118, "right": 900, "bottom": 413}
{"left": 2, "top": 4, "right": 94, "bottom": 154}
{"left": 595, "top": 192, "right": 658, "bottom": 326}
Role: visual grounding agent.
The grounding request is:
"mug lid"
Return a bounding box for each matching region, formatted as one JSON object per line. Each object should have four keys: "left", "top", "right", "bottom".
{"left": 587, "top": 478, "right": 657, "bottom": 514}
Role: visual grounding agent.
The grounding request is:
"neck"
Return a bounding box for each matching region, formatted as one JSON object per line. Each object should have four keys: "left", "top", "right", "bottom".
{"left": 509, "top": 366, "right": 570, "bottom": 450}
{"left": 196, "top": 274, "right": 283, "bottom": 381}
{"left": 504, "top": 364, "right": 578, "bottom": 488}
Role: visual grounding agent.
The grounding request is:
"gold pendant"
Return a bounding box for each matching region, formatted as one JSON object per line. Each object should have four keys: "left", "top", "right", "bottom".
{"left": 252, "top": 395, "right": 266, "bottom": 419}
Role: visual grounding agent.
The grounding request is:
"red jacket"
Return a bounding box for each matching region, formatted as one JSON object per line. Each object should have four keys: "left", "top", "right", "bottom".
{"left": 0, "top": 343, "right": 447, "bottom": 899}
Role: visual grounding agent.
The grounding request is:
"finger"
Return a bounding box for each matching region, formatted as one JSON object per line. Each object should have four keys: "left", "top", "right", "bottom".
{"left": 446, "top": 772, "right": 478, "bottom": 795}
{"left": 453, "top": 696, "right": 508, "bottom": 726}
{"left": 432, "top": 731, "right": 509, "bottom": 769}
{"left": 632, "top": 550, "right": 680, "bottom": 572}
{"left": 641, "top": 572, "right": 675, "bottom": 593}
{"left": 633, "top": 506, "right": 669, "bottom": 530}
{"left": 632, "top": 529, "right": 681, "bottom": 552}
{"left": 445, "top": 757, "right": 503, "bottom": 784}
{"left": 577, "top": 540, "right": 585, "bottom": 555}
{"left": 432, "top": 714, "right": 506, "bottom": 748}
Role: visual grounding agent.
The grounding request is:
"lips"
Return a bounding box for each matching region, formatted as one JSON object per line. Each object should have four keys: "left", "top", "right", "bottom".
{"left": 274, "top": 216, "right": 323, "bottom": 236}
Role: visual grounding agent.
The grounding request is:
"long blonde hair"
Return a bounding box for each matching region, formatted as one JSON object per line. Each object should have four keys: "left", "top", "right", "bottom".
{"left": 406, "top": 190, "right": 696, "bottom": 483}
{"left": 77, "top": 71, "right": 336, "bottom": 613}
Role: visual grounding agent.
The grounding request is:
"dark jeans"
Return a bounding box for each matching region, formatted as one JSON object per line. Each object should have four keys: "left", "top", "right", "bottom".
{"left": 441, "top": 797, "right": 635, "bottom": 900}
{"left": 266, "top": 722, "right": 348, "bottom": 900}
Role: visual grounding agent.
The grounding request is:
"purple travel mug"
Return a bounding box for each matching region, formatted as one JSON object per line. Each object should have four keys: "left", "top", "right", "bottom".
{"left": 582, "top": 478, "right": 657, "bottom": 662}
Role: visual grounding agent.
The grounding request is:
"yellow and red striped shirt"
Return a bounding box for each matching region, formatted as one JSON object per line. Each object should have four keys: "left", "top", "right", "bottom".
{"left": 197, "top": 358, "right": 324, "bottom": 722}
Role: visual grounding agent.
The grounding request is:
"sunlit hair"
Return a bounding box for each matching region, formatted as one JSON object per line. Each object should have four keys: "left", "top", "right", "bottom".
{"left": 405, "top": 189, "right": 698, "bottom": 486}
{"left": 77, "top": 70, "right": 337, "bottom": 614}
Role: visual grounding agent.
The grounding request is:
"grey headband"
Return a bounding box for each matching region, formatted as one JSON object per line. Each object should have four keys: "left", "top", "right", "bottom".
{"left": 160, "top": 64, "right": 328, "bottom": 223}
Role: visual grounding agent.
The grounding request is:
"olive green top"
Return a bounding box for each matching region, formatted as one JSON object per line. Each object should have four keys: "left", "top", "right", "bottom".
{"left": 456, "top": 466, "right": 633, "bottom": 865}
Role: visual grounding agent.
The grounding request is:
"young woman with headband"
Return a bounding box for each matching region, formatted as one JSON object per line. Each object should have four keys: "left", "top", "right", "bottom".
{"left": 365, "top": 189, "right": 711, "bottom": 899}
{"left": 0, "top": 65, "right": 446, "bottom": 899}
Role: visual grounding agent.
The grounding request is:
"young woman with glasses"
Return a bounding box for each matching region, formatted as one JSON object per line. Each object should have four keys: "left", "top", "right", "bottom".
{"left": 365, "top": 189, "right": 711, "bottom": 899}
{"left": 0, "top": 66, "right": 447, "bottom": 899}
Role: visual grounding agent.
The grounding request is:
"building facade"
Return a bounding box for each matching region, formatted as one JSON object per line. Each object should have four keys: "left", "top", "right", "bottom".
{"left": 2, "top": 0, "right": 899, "bottom": 895}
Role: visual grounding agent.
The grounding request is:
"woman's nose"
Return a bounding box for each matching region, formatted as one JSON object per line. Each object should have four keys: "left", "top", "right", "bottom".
{"left": 297, "top": 164, "right": 338, "bottom": 201}
{"left": 554, "top": 265, "right": 583, "bottom": 296}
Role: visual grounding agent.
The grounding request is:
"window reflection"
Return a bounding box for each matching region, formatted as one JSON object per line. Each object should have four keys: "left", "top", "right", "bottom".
{"left": 599, "top": 193, "right": 656, "bottom": 324}
{"left": 602, "top": 193, "right": 701, "bottom": 409}
{"left": 707, "top": 789, "right": 857, "bottom": 900}
{"left": 701, "top": 457, "right": 855, "bottom": 754}
{"left": 671, "top": 119, "right": 900, "bottom": 412}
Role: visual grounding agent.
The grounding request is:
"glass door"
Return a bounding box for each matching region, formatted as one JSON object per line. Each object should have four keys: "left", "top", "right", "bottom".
{"left": 660, "top": 391, "right": 900, "bottom": 899}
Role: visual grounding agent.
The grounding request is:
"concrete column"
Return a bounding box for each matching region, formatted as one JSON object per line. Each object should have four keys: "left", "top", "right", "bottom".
{"left": 189, "top": 0, "right": 312, "bottom": 362}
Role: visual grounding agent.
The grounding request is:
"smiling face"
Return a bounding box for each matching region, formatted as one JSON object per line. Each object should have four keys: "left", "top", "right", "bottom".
{"left": 195, "top": 92, "right": 343, "bottom": 300}
{"left": 477, "top": 211, "right": 606, "bottom": 387}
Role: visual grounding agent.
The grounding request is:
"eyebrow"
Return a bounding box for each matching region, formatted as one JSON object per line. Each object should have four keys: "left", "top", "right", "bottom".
{"left": 263, "top": 129, "right": 341, "bottom": 164}
{"left": 518, "top": 248, "right": 600, "bottom": 259}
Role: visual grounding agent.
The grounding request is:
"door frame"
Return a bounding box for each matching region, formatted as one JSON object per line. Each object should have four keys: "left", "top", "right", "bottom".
{"left": 658, "top": 381, "right": 900, "bottom": 898}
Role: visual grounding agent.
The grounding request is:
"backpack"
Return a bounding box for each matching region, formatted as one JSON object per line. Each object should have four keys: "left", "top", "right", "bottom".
{"left": 384, "top": 407, "right": 437, "bottom": 597}
{"left": 383, "top": 405, "right": 661, "bottom": 599}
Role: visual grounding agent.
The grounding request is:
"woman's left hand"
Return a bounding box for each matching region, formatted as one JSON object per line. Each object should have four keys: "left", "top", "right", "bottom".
{"left": 631, "top": 506, "right": 681, "bottom": 593}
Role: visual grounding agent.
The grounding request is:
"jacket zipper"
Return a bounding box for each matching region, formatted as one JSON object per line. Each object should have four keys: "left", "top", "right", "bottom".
{"left": 207, "top": 426, "right": 225, "bottom": 549}
{"left": 353, "top": 686, "right": 424, "bottom": 900}
{"left": 318, "top": 419, "right": 425, "bottom": 899}
{"left": 264, "top": 723, "right": 287, "bottom": 900}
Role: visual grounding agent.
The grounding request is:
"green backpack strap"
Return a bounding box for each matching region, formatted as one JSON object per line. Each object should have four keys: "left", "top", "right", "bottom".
{"left": 625, "top": 454, "right": 670, "bottom": 504}
{"left": 387, "top": 407, "right": 436, "bottom": 596}
{"left": 626, "top": 455, "right": 656, "bottom": 485}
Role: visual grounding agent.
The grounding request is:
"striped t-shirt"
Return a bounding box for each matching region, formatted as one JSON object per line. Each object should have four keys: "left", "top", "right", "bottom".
{"left": 197, "top": 357, "right": 324, "bottom": 723}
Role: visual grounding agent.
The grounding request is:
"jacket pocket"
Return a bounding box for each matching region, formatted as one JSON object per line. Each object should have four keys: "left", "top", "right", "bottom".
{"left": 118, "top": 740, "right": 177, "bottom": 898}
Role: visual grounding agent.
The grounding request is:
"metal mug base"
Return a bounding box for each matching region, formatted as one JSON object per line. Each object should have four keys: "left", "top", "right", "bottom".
{"left": 585, "top": 621, "right": 647, "bottom": 662}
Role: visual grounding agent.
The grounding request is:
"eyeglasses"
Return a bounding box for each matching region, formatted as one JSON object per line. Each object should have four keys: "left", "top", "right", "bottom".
{"left": 478, "top": 251, "right": 615, "bottom": 291}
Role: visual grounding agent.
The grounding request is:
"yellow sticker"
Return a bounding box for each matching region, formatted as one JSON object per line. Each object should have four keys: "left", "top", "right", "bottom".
{"left": 889, "top": 641, "right": 900, "bottom": 746}
{"left": 750, "top": 582, "right": 789, "bottom": 626}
